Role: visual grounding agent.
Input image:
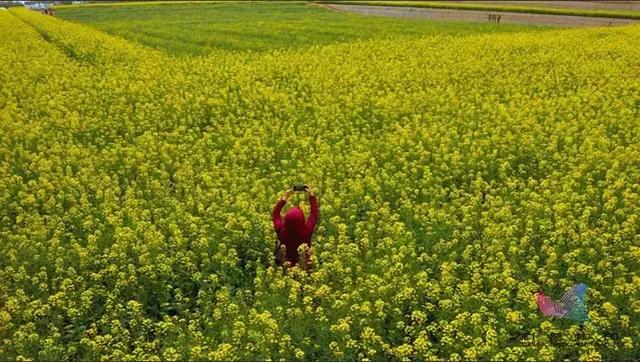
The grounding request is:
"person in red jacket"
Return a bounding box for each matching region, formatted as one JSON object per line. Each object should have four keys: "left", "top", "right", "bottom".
{"left": 272, "top": 185, "right": 318, "bottom": 269}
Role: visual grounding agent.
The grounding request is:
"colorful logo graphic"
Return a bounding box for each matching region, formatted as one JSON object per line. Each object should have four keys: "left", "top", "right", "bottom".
{"left": 537, "top": 283, "right": 589, "bottom": 322}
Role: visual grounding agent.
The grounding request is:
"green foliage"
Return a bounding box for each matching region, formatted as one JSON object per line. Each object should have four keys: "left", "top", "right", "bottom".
{"left": 1, "top": 4, "right": 640, "bottom": 361}
{"left": 55, "top": 2, "right": 543, "bottom": 54}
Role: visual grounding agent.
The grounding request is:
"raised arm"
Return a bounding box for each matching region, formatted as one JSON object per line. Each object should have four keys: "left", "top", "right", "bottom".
{"left": 272, "top": 199, "right": 286, "bottom": 232}
{"left": 305, "top": 187, "right": 318, "bottom": 232}
{"left": 272, "top": 189, "right": 293, "bottom": 233}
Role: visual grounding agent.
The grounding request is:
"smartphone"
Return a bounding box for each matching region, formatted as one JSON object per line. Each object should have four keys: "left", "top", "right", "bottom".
{"left": 293, "top": 183, "right": 307, "bottom": 192}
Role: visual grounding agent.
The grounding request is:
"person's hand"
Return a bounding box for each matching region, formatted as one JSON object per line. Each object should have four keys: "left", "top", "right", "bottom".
{"left": 282, "top": 189, "right": 294, "bottom": 202}
{"left": 305, "top": 185, "right": 315, "bottom": 197}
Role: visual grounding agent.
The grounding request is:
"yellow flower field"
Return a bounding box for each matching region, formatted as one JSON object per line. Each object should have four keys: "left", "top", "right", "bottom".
{"left": 1, "top": 4, "right": 639, "bottom": 360}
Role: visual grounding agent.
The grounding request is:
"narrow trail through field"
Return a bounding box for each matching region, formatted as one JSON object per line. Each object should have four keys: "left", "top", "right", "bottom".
{"left": 458, "top": 1, "right": 640, "bottom": 12}
{"left": 322, "top": 3, "right": 640, "bottom": 26}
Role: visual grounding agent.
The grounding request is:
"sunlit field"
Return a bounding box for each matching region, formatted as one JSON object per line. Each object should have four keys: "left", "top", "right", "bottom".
{"left": 1, "top": 2, "right": 639, "bottom": 360}
{"left": 55, "top": 1, "right": 544, "bottom": 54}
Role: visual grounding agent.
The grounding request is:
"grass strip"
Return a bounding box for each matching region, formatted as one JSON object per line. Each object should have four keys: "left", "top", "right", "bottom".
{"left": 54, "top": 0, "right": 304, "bottom": 10}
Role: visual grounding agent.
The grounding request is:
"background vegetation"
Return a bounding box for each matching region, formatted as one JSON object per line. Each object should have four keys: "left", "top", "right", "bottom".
{"left": 55, "top": 2, "right": 543, "bottom": 54}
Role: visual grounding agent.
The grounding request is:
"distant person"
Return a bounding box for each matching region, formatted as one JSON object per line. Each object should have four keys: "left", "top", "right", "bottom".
{"left": 272, "top": 185, "right": 318, "bottom": 269}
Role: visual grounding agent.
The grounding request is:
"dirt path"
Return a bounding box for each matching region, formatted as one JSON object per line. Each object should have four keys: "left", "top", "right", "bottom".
{"left": 324, "top": 4, "right": 639, "bottom": 26}
{"left": 458, "top": 1, "right": 640, "bottom": 12}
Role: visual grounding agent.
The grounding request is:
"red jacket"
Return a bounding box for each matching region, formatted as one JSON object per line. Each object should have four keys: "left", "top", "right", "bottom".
{"left": 272, "top": 195, "right": 318, "bottom": 266}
